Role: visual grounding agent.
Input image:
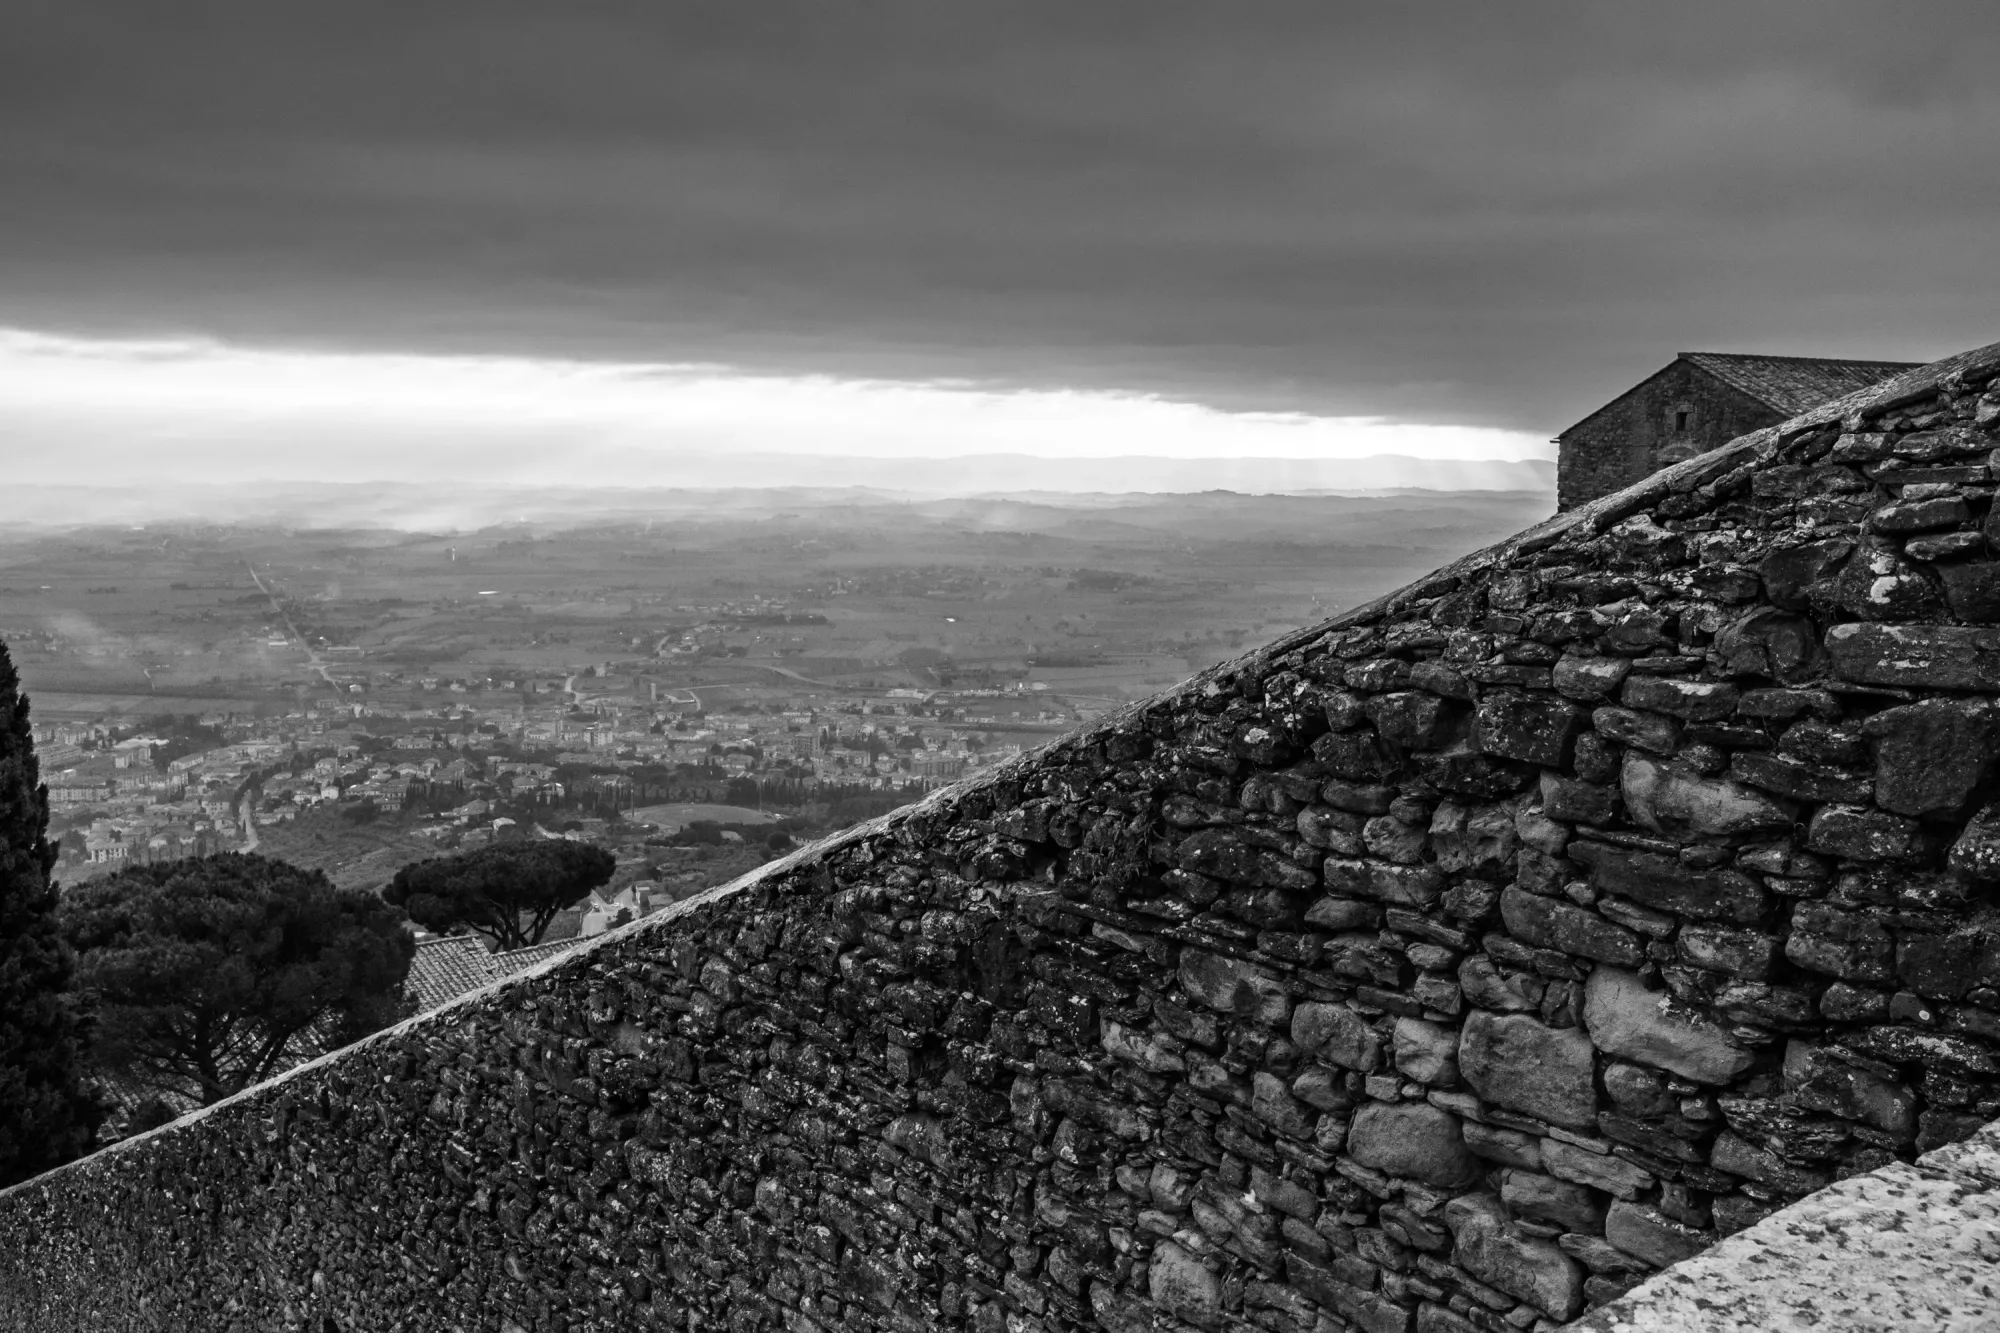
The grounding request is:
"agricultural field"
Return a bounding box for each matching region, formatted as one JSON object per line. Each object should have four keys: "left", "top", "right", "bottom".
{"left": 2, "top": 485, "right": 1551, "bottom": 893}
{"left": 0, "top": 487, "right": 1552, "bottom": 717}
{"left": 626, "top": 803, "right": 777, "bottom": 830}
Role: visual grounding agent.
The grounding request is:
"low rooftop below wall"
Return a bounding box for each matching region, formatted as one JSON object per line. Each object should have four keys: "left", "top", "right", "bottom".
{"left": 1574, "top": 1117, "right": 2000, "bottom": 1331}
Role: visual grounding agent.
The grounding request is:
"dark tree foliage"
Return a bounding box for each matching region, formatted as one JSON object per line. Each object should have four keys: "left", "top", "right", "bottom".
{"left": 0, "top": 641, "right": 101, "bottom": 1185}
{"left": 383, "top": 841, "right": 615, "bottom": 951}
{"left": 59, "top": 853, "right": 416, "bottom": 1107}
{"left": 143, "top": 715, "right": 225, "bottom": 772}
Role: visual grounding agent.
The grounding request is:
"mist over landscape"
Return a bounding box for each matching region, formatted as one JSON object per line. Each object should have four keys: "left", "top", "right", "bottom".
{"left": 0, "top": 472, "right": 1548, "bottom": 911}
{"left": 0, "top": 462, "right": 1555, "bottom": 531}
{"left": 0, "top": 485, "right": 1555, "bottom": 697}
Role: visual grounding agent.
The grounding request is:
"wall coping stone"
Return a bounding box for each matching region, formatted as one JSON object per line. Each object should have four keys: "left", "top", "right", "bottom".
{"left": 1570, "top": 1118, "right": 2000, "bottom": 1332}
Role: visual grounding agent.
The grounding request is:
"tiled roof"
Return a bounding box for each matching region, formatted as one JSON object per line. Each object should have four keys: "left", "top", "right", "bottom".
{"left": 492, "top": 938, "right": 585, "bottom": 978}
{"left": 93, "top": 1068, "right": 200, "bottom": 1120}
{"left": 404, "top": 935, "right": 501, "bottom": 1013}
{"left": 403, "top": 934, "right": 588, "bottom": 1015}
{"left": 1679, "top": 352, "right": 1922, "bottom": 415}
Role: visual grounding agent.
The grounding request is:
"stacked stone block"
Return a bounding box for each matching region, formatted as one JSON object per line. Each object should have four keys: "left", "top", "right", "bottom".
{"left": 4, "top": 344, "right": 2000, "bottom": 1332}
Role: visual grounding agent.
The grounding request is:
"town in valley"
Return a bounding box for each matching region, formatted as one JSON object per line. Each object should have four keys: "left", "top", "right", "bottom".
{"left": 4, "top": 486, "right": 1548, "bottom": 938}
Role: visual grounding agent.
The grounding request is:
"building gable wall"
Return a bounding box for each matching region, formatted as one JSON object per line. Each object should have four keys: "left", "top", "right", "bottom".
{"left": 1557, "top": 361, "right": 1782, "bottom": 511}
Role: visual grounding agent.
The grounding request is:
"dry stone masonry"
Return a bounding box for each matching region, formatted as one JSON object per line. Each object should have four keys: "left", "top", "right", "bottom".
{"left": 7, "top": 342, "right": 2000, "bottom": 1332}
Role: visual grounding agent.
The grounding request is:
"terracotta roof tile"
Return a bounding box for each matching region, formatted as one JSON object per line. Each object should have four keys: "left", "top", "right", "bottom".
{"left": 404, "top": 935, "right": 500, "bottom": 1014}
{"left": 491, "top": 938, "right": 585, "bottom": 979}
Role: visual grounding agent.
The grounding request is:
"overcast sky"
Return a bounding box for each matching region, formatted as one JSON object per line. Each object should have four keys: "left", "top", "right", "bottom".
{"left": 3, "top": 2, "right": 1997, "bottom": 487}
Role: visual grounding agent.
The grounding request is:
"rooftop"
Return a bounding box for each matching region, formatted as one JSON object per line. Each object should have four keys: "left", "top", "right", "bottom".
{"left": 1676, "top": 350, "right": 1922, "bottom": 415}
{"left": 402, "top": 935, "right": 497, "bottom": 1013}
{"left": 403, "top": 932, "right": 587, "bottom": 1014}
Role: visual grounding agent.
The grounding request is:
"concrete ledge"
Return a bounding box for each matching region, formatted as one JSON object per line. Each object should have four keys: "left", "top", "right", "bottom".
{"left": 1573, "top": 1120, "right": 2000, "bottom": 1332}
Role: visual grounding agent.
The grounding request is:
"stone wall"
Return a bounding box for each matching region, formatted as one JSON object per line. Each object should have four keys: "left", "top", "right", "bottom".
{"left": 5, "top": 340, "right": 2000, "bottom": 1333}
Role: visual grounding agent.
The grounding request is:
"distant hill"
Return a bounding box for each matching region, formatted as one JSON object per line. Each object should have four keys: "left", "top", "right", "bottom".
{"left": 0, "top": 460, "right": 1553, "bottom": 533}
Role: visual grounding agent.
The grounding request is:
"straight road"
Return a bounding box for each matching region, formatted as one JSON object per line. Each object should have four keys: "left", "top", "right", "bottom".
{"left": 244, "top": 560, "right": 337, "bottom": 689}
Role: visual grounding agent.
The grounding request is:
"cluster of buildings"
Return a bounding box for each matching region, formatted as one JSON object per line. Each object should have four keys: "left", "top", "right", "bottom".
{"left": 30, "top": 672, "right": 1072, "bottom": 877}
{"left": 35, "top": 723, "right": 264, "bottom": 869}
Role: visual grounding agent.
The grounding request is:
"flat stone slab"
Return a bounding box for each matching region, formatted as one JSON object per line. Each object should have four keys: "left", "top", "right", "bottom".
{"left": 1572, "top": 1120, "right": 2000, "bottom": 1332}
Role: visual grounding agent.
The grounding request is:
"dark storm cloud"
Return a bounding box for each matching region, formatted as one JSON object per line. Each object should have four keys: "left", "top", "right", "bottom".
{"left": 4, "top": 1, "right": 1998, "bottom": 430}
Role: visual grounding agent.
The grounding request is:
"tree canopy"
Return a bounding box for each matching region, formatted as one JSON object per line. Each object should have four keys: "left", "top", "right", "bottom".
{"left": 0, "top": 640, "right": 101, "bottom": 1185}
{"left": 383, "top": 840, "right": 614, "bottom": 951}
{"left": 59, "top": 853, "right": 415, "bottom": 1107}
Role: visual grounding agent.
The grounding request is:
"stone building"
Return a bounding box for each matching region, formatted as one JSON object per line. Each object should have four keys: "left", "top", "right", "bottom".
{"left": 1556, "top": 352, "right": 1918, "bottom": 510}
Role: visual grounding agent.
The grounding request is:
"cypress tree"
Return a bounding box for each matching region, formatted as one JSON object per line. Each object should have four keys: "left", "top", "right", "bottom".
{"left": 0, "top": 640, "right": 100, "bottom": 1186}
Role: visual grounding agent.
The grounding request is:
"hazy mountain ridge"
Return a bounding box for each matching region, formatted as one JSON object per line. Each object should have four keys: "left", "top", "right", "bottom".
{"left": 0, "top": 463, "right": 1554, "bottom": 536}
